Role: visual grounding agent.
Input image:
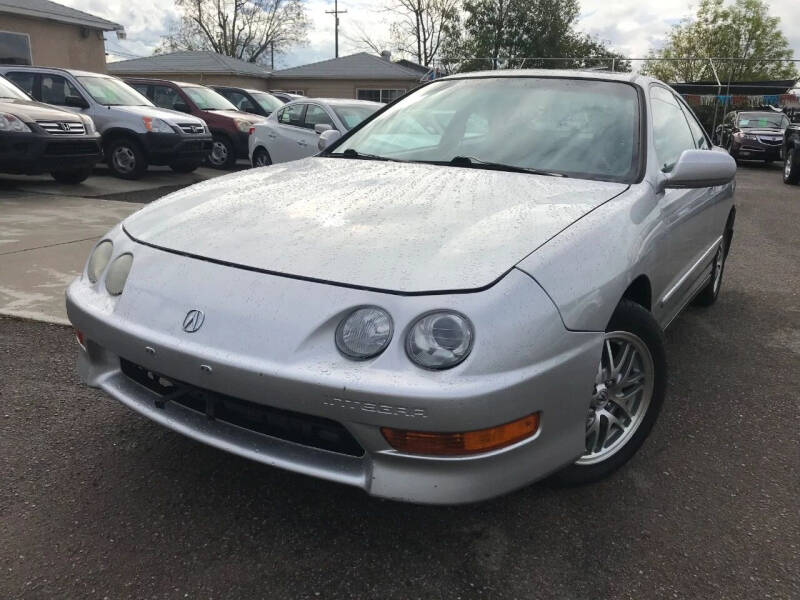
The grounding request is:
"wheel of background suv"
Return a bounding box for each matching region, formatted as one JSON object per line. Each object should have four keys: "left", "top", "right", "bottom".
{"left": 694, "top": 235, "right": 728, "bottom": 307}
{"left": 106, "top": 138, "right": 147, "bottom": 180}
{"left": 208, "top": 134, "right": 236, "bottom": 169}
{"left": 169, "top": 160, "right": 201, "bottom": 173}
{"left": 784, "top": 147, "right": 800, "bottom": 185}
{"left": 553, "top": 300, "right": 667, "bottom": 486}
{"left": 252, "top": 147, "right": 272, "bottom": 168}
{"left": 50, "top": 167, "right": 92, "bottom": 184}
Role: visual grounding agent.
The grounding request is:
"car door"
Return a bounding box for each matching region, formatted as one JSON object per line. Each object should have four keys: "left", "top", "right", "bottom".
{"left": 300, "top": 104, "right": 336, "bottom": 156}
{"left": 269, "top": 103, "right": 308, "bottom": 163}
{"left": 650, "top": 85, "right": 719, "bottom": 324}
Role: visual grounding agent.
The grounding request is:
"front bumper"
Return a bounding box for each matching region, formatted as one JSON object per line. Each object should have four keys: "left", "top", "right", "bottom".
{"left": 66, "top": 236, "right": 602, "bottom": 504}
{"left": 137, "top": 131, "right": 212, "bottom": 165}
{"left": 731, "top": 138, "right": 782, "bottom": 160}
{"left": 0, "top": 130, "right": 102, "bottom": 173}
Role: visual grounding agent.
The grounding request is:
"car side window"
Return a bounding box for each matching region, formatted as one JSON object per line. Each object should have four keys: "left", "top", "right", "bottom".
{"left": 278, "top": 103, "right": 305, "bottom": 126}
{"left": 304, "top": 105, "right": 335, "bottom": 130}
{"left": 129, "top": 83, "right": 150, "bottom": 98}
{"left": 151, "top": 85, "right": 183, "bottom": 111}
{"left": 40, "top": 74, "right": 83, "bottom": 106}
{"left": 679, "top": 103, "right": 710, "bottom": 150}
{"left": 5, "top": 71, "right": 34, "bottom": 95}
{"left": 224, "top": 90, "right": 258, "bottom": 113}
{"left": 650, "top": 85, "right": 696, "bottom": 172}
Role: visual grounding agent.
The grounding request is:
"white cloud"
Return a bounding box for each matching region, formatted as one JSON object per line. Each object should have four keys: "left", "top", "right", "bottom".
{"left": 58, "top": 0, "right": 799, "bottom": 70}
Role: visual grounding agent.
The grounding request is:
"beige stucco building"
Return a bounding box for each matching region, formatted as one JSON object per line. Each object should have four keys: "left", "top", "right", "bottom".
{"left": 0, "top": 0, "right": 123, "bottom": 73}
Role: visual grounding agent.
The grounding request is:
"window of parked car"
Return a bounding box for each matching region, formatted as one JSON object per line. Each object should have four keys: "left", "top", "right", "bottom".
{"left": 304, "top": 104, "right": 335, "bottom": 129}
{"left": 736, "top": 112, "right": 789, "bottom": 129}
{"left": 41, "top": 74, "right": 84, "bottom": 106}
{"left": 151, "top": 84, "right": 185, "bottom": 111}
{"left": 220, "top": 90, "right": 258, "bottom": 113}
{"left": 4, "top": 71, "right": 34, "bottom": 95}
{"left": 77, "top": 76, "right": 150, "bottom": 106}
{"left": 251, "top": 91, "right": 283, "bottom": 114}
{"left": 0, "top": 75, "right": 28, "bottom": 99}
{"left": 650, "top": 85, "right": 697, "bottom": 172}
{"left": 182, "top": 86, "right": 237, "bottom": 111}
{"left": 330, "top": 104, "right": 380, "bottom": 130}
{"left": 357, "top": 88, "right": 406, "bottom": 104}
{"left": 277, "top": 103, "right": 306, "bottom": 126}
{"left": 0, "top": 31, "right": 32, "bottom": 65}
{"left": 679, "top": 103, "right": 710, "bottom": 150}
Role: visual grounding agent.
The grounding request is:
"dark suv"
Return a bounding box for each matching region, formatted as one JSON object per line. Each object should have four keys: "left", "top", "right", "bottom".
{"left": 211, "top": 86, "right": 283, "bottom": 118}
{"left": 782, "top": 117, "right": 800, "bottom": 184}
{"left": 715, "top": 110, "right": 789, "bottom": 163}
{"left": 126, "top": 79, "right": 266, "bottom": 169}
{"left": 0, "top": 74, "right": 101, "bottom": 183}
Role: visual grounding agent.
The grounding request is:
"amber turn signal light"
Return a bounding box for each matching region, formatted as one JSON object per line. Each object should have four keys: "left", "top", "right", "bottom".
{"left": 381, "top": 413, "right": 540, "bottom": 456}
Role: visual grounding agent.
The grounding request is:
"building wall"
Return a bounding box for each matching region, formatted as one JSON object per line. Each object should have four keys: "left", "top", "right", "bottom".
{"left": 268, "top": 78, "right": 421, "bottom": 99}
{"left": 108, "top": 71, "right": 271, "bottom": 90}
{"left": 0, "top": 14, "right": 108, "bottom": 72}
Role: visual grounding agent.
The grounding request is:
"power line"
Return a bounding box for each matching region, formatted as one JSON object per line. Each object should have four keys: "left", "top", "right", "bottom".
{"left": 325, "top": 0, "right": 347, "bottom": 58}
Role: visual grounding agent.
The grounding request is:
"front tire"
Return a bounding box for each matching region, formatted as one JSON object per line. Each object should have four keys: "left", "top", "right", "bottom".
{"left": 784, "top": 147, "right": 800, "bottom": 185}
{"left": 252, "top": 147, "right": 272, "bottom": 168}
{"left": 207, "top": 134, "right": 236, "bottom": 170}
{"left": 50, "top": 167, "right": 92, "bottom": 184}
{"left": 106, "top": 138, "right": 147, "bottom": 180}
{"left": 693, "top": 236, "right": 728, "bottom": 306}
{"left": 553, "top": 300, "right": 667, "bottom": 485}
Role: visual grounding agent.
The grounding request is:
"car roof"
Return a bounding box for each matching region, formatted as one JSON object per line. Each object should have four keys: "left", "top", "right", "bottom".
{"left": 0, "top": 65, "right": 111, "bottom": 78}
{"left": 440, "top": 68, "right": 654, "bottom": 87}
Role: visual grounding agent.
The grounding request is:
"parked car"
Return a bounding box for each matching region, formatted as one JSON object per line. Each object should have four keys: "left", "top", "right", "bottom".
{"left": 0, "top": 74, "right": 101, "bottom": 183}
{"left": 781, "top": 118, "right": 800, "bottom": 184}
{"left": 67, "top": 71, "right": 736, "bottom": 504}
{"left": 211, "top": 86, "right": 283, "bottom": 118}
{"left": 126, "top": 79, "right": 267, "bottom": 170}
{"left": 714, "top": 110, "right": 789, "bottom": 162}
{"left": 269, "top": 91, "right": 304, "bottom": 104}
{"left": 249, "top": 98, "right": 381, "bottom": 166}
{"left": 0, "top": 66, "right": 212, "bottom": 179}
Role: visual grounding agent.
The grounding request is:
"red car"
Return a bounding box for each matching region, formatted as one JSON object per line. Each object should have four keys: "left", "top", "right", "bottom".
{"left": 126, "top": 78, "right": 267, "bottom": 169}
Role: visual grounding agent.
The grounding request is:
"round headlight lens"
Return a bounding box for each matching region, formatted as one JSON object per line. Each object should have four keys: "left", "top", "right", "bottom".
{"left": 406, "top": 311, "right": 473, "bottom": 370}
{"left": 86, "top": 240, "right": 113, "bottom": 283}
{"left": 335, "top": 307, "right": 393, "bottom": 360}
{"left": 105, "top": 253, "right": 133, "bottom": 296}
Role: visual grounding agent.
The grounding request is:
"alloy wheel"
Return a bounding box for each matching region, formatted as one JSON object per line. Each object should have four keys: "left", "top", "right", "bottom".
{"left": 112, "top": 146, "right": 136, "bottom": 174}
{"left": 577, "top": 331, "right": 655, "bottom": 465}
{"left": 786, "top": 150, "right": 794, "bottom": 180}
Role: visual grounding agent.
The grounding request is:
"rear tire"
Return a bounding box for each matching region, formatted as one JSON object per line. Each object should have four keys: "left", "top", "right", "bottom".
{"left": 252, "top": 147, "right": 272, "bottom": 168}
{"left": 552, "top": 300, "right": 667, "bottom": 486}
{"left": 50, "top": 167, "right": 92, "bottom": 184}
{"left": 106, "top": 138, "right": 147, "bottom": 180}
{"left": 784, "top": 147, "right": 800, "bottom": 185}
{"left": 207, "top": 134, "right": 236, "bottom": 170}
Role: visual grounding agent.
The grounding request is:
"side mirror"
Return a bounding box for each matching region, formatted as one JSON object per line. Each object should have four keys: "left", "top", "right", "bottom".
{"left": 318, "top": 129, "right": 341, "bottom": 151}
{"left": 659, "top": 149, "right": 736, "bottom": 191}
{"left": 64, "top": 95, "right": 89, "bottom": 109}
{"left": 314, "top": 123, "right": 333, "bottom": 134}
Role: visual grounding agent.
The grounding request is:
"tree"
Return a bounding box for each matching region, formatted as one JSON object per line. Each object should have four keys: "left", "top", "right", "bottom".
{"left": 157, "top": 0, "right": 309, "bottom": 65}
{"left": 388, "top": 0, "right": 461, "bottom": 67}
{"left": 442, "top": 0, "right": 628, "bottom": 72}
{"left": 642, "top": 0, "right": 797, "bottom": 83}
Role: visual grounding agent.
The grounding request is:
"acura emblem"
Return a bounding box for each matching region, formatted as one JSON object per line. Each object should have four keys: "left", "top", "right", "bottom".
{"left": 182, "top": 309, "right": 205, "bottom": 333}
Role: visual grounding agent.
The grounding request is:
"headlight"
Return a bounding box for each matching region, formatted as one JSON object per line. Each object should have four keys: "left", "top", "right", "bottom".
{"left": 335, "top": 307, "right": 393, "bottom": 360}
{"left": 86, "top": 240, "right": 113, "bottom": 283}
{"left": 142, "top": 117, "right": 173, "bottom": 133}
{"left": 234, "top": 118, "right": 253, "bottom": 133}
{"left": 406, "top": 311, "right": 474, "bottom": 370}
{"left": 105, "top": 253, "right": 133, "bottom": 296}
{"left": 0, "top": 112, "right": 31, "bottom": 132}
{"left": 81, "top": 115, "right": 96, "bottom": 134}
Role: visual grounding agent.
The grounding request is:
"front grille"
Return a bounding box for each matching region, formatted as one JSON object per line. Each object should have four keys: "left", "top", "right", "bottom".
{"left": 177, "top": 123, "right": 206, "bottom": 134}
{"left": 120, "top": 359, "right": 365, "bottom": 457}
{"left": 37, "top": 120, "right": 86, "bottom": 135}
{"left": 43, "top": 141, "right": 99, "bottom": 156}
{"left": 756, "top": 136, "right": 782, "bottom": 145}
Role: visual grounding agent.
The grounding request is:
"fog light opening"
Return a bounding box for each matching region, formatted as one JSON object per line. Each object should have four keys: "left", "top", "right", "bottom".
{"left": 381, "top": 413, "right": 540, "bottom": 456}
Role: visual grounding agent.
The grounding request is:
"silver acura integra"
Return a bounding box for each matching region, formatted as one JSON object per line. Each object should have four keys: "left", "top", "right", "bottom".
{"left": 67, "top": 71, "right": 737, "bottom": 504}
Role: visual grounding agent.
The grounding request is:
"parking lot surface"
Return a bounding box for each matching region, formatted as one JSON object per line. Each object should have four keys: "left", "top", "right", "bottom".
{"left": 1, "top": 164, "right": 798, "bottom": 599}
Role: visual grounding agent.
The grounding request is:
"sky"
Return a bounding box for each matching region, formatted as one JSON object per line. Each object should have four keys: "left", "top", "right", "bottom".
{"left": 63, "top": 0, "right": 799, "bottom": 71}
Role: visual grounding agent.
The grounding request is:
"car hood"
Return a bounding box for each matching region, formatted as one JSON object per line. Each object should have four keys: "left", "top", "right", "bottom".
{"left": 0, "top": 98, "right": 81, "bottom": 121}
{"left": 112, "top": 104, "right": 205, "bottom": 125}
{"left": 123, "top": 158, "right": 628, "bottom": 293}
{"left": 207, "top": 109, "right": 265, "bottom": 122}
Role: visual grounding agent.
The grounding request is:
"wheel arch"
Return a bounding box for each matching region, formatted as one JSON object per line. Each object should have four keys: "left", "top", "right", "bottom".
{"left": 620, "top": 275, "right": 652, "bottom": 313}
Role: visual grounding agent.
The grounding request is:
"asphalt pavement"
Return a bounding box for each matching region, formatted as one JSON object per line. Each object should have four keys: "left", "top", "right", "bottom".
{"left": 1, "top": 163, "right": 798, "bottom": 599}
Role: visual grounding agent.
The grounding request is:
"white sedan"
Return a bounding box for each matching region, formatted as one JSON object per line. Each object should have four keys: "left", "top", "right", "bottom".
{"left": 248, "top": 98, "right": 381, "bottom": 166}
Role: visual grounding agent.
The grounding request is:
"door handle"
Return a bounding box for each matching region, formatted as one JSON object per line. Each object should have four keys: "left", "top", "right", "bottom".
{"left": 297, "top": 140, "right": 307, "bottom": 146}
{"left": 267, "top": 133, "right": 276, "bottom": 138}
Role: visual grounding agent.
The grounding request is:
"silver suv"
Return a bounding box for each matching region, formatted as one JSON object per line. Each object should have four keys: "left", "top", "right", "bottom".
{"left": 0, "top": 66, "right": 212, "bottom": 179}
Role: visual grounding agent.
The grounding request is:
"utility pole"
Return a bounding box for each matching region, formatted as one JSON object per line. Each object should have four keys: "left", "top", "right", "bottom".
{"left": 325, "top": 0, "right": 347, "bottom": 58}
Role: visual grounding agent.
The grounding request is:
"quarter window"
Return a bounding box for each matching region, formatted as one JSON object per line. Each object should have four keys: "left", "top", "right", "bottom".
{"left": 0, "top": 31, "right": 32, "bottom": 65}
{"left": 357, "top": 89, "right": 405, "bottom": 103}
{"left": 650, "top": 86, "right": 696, "bottom": 171}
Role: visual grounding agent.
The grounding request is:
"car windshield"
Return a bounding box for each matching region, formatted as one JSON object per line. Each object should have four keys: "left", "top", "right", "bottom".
{"left": 251, "top": 92, "right": 283, "bottom": 114}
{"left": 76, "top": 76, "right": 151, "bottom": 106}
{"left": 331, "top": 77, "right": 640, "bottom": 182}
{"left": 737, "top": 112, "right": 788, "bottom": 129}
{"left": 0, "top": 75, "right": 29, "bottom": 100}
{"left": 331, "top": 104, "right": 380, "bottom": 130}
{"left": 183, "top": 86, "right": 237, "bottom": 111}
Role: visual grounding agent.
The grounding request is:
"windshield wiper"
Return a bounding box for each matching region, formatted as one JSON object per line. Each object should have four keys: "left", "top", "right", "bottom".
{"left": 330, "top": 148, "right": 403, "bottom": 162}
{"left": 445, "top": 156, "right": 566, "bottom": 177}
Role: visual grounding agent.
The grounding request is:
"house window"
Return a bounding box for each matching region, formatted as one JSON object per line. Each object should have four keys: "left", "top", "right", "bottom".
{"left": 286, "top": 89, "right": 304, "bottom": 95}
{"left": 0, "top": 31, "right": 32, "bottom": 65}
{"left": 357, "top": 88, "right": 406, "bottom": 103}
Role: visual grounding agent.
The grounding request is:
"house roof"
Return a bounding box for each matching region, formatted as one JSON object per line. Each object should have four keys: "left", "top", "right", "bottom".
{"left": 272, "top": 52, "right": 423, "bottom": 80}
{"left": 394, "top": 59, "right": 430, "bottom": 75}
{"left": 0, "top": 0, "right": 123, "bottom": 31}
{"left": 108, "top": 51, "right": 271, "bottom": 78}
